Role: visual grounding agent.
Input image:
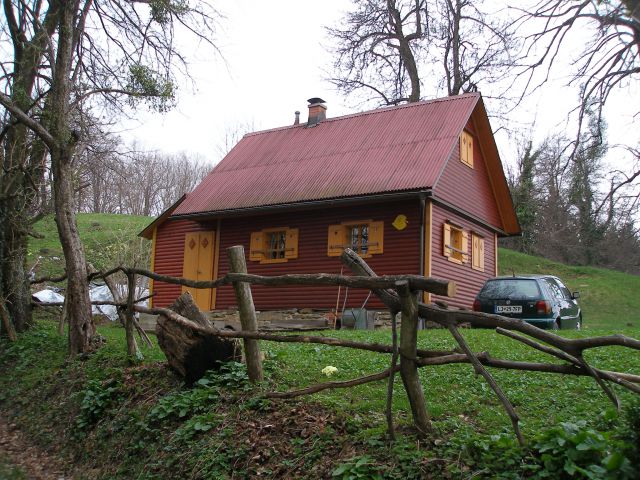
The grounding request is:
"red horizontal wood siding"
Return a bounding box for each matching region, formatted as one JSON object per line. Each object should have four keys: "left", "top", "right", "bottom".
{"left": 430, "top": 204, "right": 495, "bottom": 309}
{"left": 152, "top": 219, "right": 212, "bottom": 307}
{"left": 215, "top": 199, "right": 422, "bottom": 310}
{"left": 434, "top": 120, "right": 502, "bottom": 229}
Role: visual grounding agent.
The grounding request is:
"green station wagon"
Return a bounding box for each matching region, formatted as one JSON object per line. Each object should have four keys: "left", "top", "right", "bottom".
{"left": 473, "top": 275, "right": 582, "bottom": 330}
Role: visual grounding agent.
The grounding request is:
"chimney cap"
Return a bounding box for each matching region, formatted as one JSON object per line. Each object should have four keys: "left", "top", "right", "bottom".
{"left": 307, "top": 97, "right": 326, "bottom": 105}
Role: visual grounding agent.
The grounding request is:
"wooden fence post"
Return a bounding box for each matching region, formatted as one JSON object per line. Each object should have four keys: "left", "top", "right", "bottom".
{"left": 125, "top": 272, "right": 140, "bottom": 358}
{"left": 227, "top": 245, "right": 263, "bottom": 383}
{"left": 396, "top": 280, "right": 432, "bottom": 436}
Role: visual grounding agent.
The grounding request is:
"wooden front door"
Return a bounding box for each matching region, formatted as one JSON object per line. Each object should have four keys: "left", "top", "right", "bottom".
{"left": 182, "top": 231, "right": 215, "bottom": 310}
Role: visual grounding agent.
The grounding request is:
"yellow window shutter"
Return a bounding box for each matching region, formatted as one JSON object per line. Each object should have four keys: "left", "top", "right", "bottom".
{"left": 472, "top": 235, "right": 480, "bottom": 269}
{"left": 328, "top": 224, "right": 347, "bottom": 257}
{"left": 479, "top": 237, "right": 485, "bottom": 271}
{"left": 460, "top": 131, "right": 474, "bottom": 167}
{"left": 460, "top": 135, "right": 468, "bottom": 164}
{"left": 284, "top": 228, "right": 299, "bottom": 259}
{"left": 249, "top": 231, "right": 265, "bottom": 261}
{"left": 443, "top": 223, "right": 452, "bottom": 257}
{"left": 368, "top": 221, "right": 384, "bottom": 254}
{"left": 461, "top": 230, "right": 470, "bottom": 263}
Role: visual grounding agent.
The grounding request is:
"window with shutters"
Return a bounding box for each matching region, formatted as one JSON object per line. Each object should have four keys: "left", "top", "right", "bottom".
{"left": 327, "top": 220, "right": 383, "bottom": 257}
{"left": 460, "top": 130, "right": 474, "bottom": 168}
{"left": 249, "top": 227, "right": 299, "bottom": 264}
{"left": 471, "top": 232, "right": 485, "bottom": 271}
{"left": 443, "top": 222, "right": 468, "bottom": 264}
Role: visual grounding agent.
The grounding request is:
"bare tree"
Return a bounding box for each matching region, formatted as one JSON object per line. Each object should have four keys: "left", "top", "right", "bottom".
{"left": 326, "top": 0, "right": 519, "bottom": 107}
{"left": 433, "top": 0, "right": 518, "bottom": 97}
{"left": 515, "top": 0, "right": 640, "bottom": 136}
{"left": 0, "top": 0, "right": 220, "bottom": 356}
{"left": 74, "top": 143, "right": 212, "bottom": 217}
{"left": 0, "top": 0, "right": 58, "bottom": 334}
{"left": 512, "top": 1, "right": 640, "bottom": 250}
{"left": 326, "top": 0, "right": 427, "bottom": 106}
{"left": 215, "top": 120, "right": 256, "bottom": 160}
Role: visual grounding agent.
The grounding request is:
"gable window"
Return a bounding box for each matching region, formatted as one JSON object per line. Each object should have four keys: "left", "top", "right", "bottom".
{"left": 250, "top": 227, "right": 298, "bottom": 264}
{"left": 460, "top": 130, "right": 474, "bottom": 168}
{"left": 443, "top": 222, "right": 469, "bottom": 264}
{"left": 471, "top": 232, "right": 485, "bottom": 271}
{"left": 328, "top": 220, "right": 383, "bottom": 257}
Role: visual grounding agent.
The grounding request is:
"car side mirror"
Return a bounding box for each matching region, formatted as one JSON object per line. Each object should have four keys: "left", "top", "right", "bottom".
{"left": 572, "top": 291, "right": 580, "bottom": 299}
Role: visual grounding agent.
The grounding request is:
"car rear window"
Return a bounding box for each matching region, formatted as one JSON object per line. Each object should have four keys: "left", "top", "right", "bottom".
{"left": 479, "top": 279, "right": 541, "bottom": 299}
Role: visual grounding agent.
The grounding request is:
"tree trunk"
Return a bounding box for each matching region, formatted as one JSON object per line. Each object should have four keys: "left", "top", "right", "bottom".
{"left": 52, "top": 148, "right": 95, "bottom": 356}
{"left": 0, "top": 2, "right": 59, "bottom": 336}
{"left": 0, "top": 218, "right": 32, "bottom": 333}
{"left": 48, "top": 2, "right": 95, "bottom": 357}
{"left": 1, "top": 112, "right": 36, "bottom": 335}
{"left": 155, "top": 292, "right": 240, "bottom": 384}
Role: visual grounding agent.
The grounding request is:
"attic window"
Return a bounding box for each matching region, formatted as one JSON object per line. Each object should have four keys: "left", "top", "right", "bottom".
{"left": 460, "top": 131, "right": 474, "bottom": 168}
{"left": 443, "top": 222, "right": 469, "bottom": 264}
{"left": 250, "top": 227, "right": 299, "bottom": 264}
{"left": 327, "top": 220, "right": 384, "bottom": 258}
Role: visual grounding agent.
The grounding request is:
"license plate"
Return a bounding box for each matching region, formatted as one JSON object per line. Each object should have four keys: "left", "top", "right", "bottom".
{"left": 495, "top": 305, "right": 522, "bottom": 314}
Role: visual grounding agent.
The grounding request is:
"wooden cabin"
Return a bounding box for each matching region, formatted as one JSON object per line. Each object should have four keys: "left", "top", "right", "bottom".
{"left": 140, "top": 93, "right": 520, "bottom": 314}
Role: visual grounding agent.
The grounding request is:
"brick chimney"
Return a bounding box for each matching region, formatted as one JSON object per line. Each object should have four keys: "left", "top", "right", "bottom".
{"left": 307, "top": 97, "right": 327, "bottom": 127}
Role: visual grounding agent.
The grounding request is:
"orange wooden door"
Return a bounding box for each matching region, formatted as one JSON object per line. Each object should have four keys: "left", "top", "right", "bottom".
{"left": 182, "top": 231, "right": 215, "bottom": 310}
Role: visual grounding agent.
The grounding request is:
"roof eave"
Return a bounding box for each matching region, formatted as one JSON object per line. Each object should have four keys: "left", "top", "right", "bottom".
{"left": 170, "top": 190, "right": 432, "bottom": 220}
{"left": 138, "top": 194, "right": 187, "bottom": 239}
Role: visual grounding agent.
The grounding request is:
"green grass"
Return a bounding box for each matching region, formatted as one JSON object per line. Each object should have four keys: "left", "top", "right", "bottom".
{"left": 264, "top": 327, "right": 640, "bottom": 436}
{"left": 1, "top": 317, "right": 639, "bottom": 478}
{"left": 498, "top": 247, "right": 640, "bottom": 330}
{"left": 29, "top": 213, "right": 153, "bottom": 278}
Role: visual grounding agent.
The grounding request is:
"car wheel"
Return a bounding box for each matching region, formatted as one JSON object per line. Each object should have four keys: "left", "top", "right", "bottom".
{"left": 576, "top": 316, "right": 582, "bottom": 330}
{"left": 551, "top": 319, "right": 560, "bottom": 330}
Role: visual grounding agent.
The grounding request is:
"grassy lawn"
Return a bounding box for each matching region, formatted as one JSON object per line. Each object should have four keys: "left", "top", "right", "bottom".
{"left": 263, "top": 326, "right": 640, "bottom": 436}
{"left": 1, "top": 316, "right": 639, "bottom": 478}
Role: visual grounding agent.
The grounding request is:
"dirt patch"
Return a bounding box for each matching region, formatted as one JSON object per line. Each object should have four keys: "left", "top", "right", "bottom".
{"left": 0, "top": 416, "right": 71, "bottom": 480}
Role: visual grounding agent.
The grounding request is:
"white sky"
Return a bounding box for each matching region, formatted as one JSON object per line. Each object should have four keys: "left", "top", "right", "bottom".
{"left": 118, "top": 0, "right": 639, "bottom": 175}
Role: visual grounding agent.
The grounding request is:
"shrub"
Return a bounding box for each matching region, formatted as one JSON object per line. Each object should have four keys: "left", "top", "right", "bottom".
{"left": 531, "top": 421, "right": 634, "bottom": 479}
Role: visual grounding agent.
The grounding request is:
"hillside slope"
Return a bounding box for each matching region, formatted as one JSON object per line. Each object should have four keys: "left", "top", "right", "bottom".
{"left": 499, "top": 247, "right": 639, "bottom": 330}
{"left": 29, "top": 213, "right": 153, "bottom": 278}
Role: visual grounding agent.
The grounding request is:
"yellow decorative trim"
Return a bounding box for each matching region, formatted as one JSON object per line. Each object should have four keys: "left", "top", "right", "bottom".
{"left": 148, "top": 227, "right": 157, "bottom": 308}
{"left": 211, "top": 220, "right": 221, "bottom": 309}
{"left": 423, "top": 202, "right": 432, "bottom": 304}
{"left": 392, "top": 214, "right": 408, "bottom": 230}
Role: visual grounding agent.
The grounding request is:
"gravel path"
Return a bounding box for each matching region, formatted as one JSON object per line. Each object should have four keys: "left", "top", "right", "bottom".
{"left": 0, "top": 416, "right": 70, "bottom": 480}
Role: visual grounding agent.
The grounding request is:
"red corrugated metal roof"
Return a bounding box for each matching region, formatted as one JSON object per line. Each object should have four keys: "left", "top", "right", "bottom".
{"left": 174, "top": 93, "right": 480, "bottom": 216}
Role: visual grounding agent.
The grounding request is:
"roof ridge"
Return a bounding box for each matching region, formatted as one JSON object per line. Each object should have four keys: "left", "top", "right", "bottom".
{"left": 243, "top": 93, "right": 480, "bottom": 138}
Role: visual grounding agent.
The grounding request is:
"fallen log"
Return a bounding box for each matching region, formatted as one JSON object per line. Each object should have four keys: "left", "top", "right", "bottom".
{"left": 155, "top": 292, "right": 240, "bottom": 384}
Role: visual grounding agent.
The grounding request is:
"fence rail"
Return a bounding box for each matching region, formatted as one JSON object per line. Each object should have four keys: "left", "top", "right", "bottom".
{"left": 33, "top": 246, "right": 640, "bottom": 442}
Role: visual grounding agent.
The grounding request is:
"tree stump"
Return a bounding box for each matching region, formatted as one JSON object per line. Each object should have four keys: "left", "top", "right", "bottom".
{"left": 156, "top": 292, "right": 240, "bottom": 384}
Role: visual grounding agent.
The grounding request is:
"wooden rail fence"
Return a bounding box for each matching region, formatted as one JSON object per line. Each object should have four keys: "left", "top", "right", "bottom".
{"left": 34, "top": 246, "right": 640, "bottom": 443}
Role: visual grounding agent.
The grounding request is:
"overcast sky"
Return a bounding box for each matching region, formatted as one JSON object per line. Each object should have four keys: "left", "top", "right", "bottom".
{"left": 118, "top": 0, "right": 638, "bottom": 173}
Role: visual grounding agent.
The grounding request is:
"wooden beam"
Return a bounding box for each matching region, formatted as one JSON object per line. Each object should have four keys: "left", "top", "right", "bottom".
{"left": 227, "top": 246, "right": 263, "bottom": 383}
